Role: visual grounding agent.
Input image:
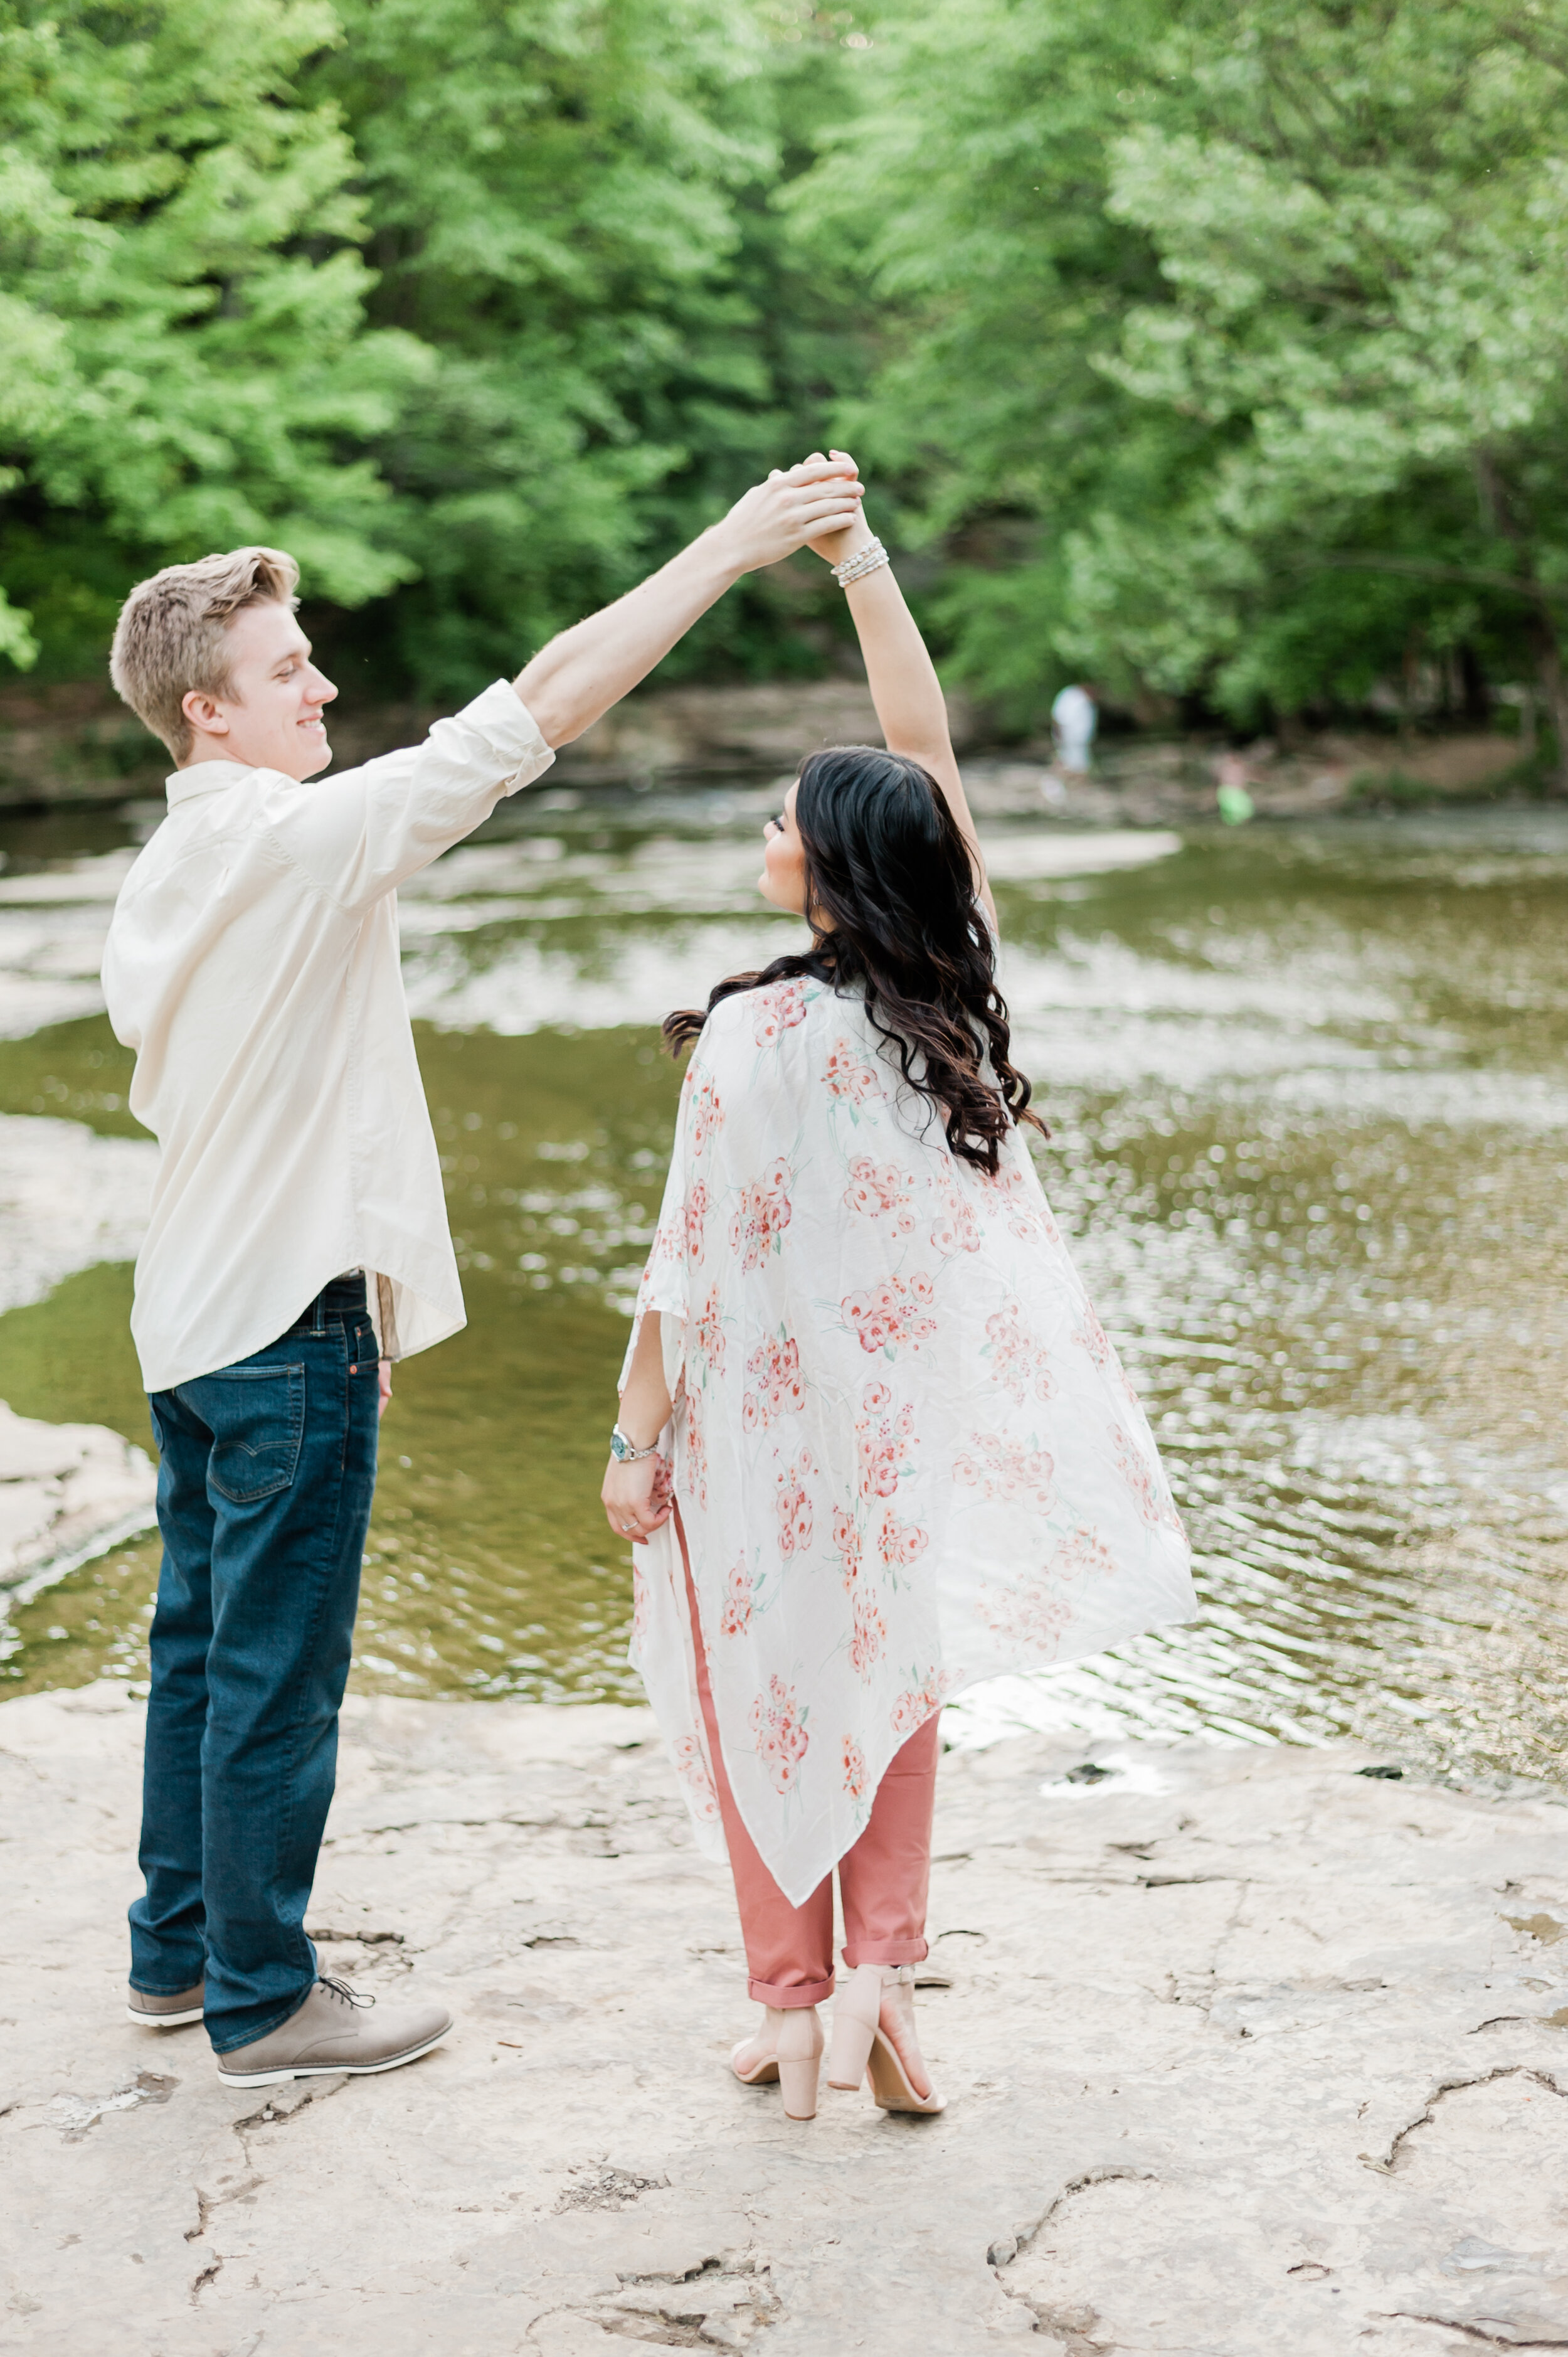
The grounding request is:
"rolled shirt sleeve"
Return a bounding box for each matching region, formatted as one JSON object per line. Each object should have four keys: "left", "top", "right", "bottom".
{"left": 261, "top": 683, "right": 554, "bottom": 913}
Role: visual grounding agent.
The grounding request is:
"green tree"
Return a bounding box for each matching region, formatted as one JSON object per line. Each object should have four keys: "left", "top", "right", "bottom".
{"left": 0, "top": 0, "right": 426, "bottom": 678}
{"left": 314, "top": 0, "right": 872, "bottom": 698}
{"left": 807, "top": 0, "right": 1568, "bottom": 763}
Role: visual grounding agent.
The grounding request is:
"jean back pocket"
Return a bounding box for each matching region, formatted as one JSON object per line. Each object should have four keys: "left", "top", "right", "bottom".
{"left": 194, "top": 1363, "right": 306, "bottom": 1504}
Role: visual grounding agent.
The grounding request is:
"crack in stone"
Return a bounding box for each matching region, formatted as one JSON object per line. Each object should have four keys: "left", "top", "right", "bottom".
{"left": 618, "top": 2258, "right": 759, "bottom": 2288}
{"left": 232, "top": 2074, "right": 349, "bottom": 2133}
{"left": 988, "top": 2164, "right": 1155, "bottom": 2345}
{"left": 189, "top": 2256, "right": 222, "bottom": 2302}
{"left": 1383, "top": 2315, "right": 1568, "bottom": 2349}
{"left": 530, "top": 2265, "right": 778, "bottom": 2355}
{"left": 304, "top": 1926, "right": 405, "bottom": 1945}
{"left": 1361, "top": 2067, "right": 1568, "bottom": 2174}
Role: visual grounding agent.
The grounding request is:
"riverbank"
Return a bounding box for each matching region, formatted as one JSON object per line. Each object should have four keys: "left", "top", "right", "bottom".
{"left": 3, "top": 1683, "right": 1567, "bottom": 2354}
{"left": 0, "top": 673, "right": 1535, "bottom": 820}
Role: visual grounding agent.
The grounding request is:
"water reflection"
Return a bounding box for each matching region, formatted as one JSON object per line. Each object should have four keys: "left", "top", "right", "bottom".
{"left": 1, "top": 795, "right": 1565, "bottom": 1780}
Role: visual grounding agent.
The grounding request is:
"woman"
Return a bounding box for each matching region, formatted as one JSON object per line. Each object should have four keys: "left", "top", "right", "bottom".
{"left": 601, "top": 459, "right": 1195, "bottom": 2122}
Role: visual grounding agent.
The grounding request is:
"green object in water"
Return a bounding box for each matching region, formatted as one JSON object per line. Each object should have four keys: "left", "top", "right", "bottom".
{"left": 1217, "top": 782, "right": 1255, "bottom": 825}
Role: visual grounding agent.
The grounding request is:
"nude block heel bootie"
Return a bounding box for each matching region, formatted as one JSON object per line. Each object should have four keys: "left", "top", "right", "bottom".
{"left": 827, "top": 1964, "right": 945, "bottom": 2115}
{"left": 730, "top": 2004, "right": 822, "bottom": 2120}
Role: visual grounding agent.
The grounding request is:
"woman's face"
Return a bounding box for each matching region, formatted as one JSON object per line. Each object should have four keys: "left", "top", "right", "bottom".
{"left": 760, "top": 779, "right": 810, "bottom": 916}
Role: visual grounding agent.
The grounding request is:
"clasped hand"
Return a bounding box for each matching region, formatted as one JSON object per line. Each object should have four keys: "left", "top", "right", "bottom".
{"left": 601, "top": 1450, "right": 674, "bottom": 1546}
{"left": 713, "top": 452, "right": 866, "bottom": 574}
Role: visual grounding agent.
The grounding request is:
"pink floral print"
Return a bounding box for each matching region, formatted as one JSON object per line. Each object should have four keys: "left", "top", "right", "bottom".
{"left": 953, "top": 1432, "right": 1056, "bottom": 1509}
{"left": 719, "top": 1555, "right": 753, "bottom": 1637}
{"left": 742, "top": 1332, "right": 805, "bottom": 1430}
{"left": 754, "top": 977, "right": 811, "bottom": 1044}
{"left": 730, "top": 1157, "right": 793, "bottom": 1272}
{"left": 685, "top": 1179, "right": 710, "bottom": 1265}
{"left": 824, "top": 1041, "right": 881, "bottom": 1102}
{"left": 985, "top": 1154, "right": 1060, "bottom": 1242}
{"left": 877, "top": 1512, "right": 930, "bottom": 1572}
{"left": 684, "top": 1386, "right": 710, "bottom": 1511}
{"left": 1054, "top": 1523, "right": 1116, "bottom": 1581}
{"left": 1110, "top": 1423, "right": 1184, "bottom": 1534}
{"left": 621, "top": 972, "right": 1195, "bottom": 1910}
{"left": 890, "top": 1675, "right": 947, "bottom": 1740}
{"left": 844, "top": 1155, "right": 917, "bottom": 1233}
{"left": 1075, "top": 1304, "right": 1112, "bottom": 1369}
{"left": 831, "top": 1504, "right": 863, "bottom": 1591}
{"left": 980, "top": 1580, "right": 1074, "bottom": 1652}
{"left": 694, "top": 1285, "right": 726, "bottom": 1378}
{"left": 854, "top": 1381, "right": 917, "bottom": 1501}
{"left": 750, "top": 1674, "right": 810, "bottom": 1795}
{"left": 842, "top": 1272, "right": 938, "bottom": 1358}
{"left": 849, "top": 1584, "right": 887, "bottom": 1679}
{"left": 673, "top": 1733, "right": 719, "bottom": 1822}
{"left": 775, "top": 1452, "right": 815, "bottom": 1558}
{"left": 688, "top": 1071, "right": 725, "bottom": 1157}
{"left": 929, "top": 1163, "right": 981, "bottom": 1258}
{"left": 984, "top": 1302, "right": 1055, "bottom": 1404}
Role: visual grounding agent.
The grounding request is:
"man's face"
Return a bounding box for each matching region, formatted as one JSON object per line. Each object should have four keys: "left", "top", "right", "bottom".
{"left": 180, "top": 602, "right": 338, "bottom": 779}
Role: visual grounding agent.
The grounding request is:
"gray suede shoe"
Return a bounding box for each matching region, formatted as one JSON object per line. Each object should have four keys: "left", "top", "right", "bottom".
{"left": 127, "top": 1980, "right": 205, "bottom": 2028}
{"left": 215, "top": 1975, "right": 452, "bottom": 2087}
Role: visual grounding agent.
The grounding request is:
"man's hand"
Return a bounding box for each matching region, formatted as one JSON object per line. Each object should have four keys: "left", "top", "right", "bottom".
{"left": 378, "top": 1358, "right": 392, "bottom": 1418}
{"left": 709, "top": 455, "right": 865, "bottom": 577}
{"left": 514, "top": 456, "right": 864, "bottom": 750}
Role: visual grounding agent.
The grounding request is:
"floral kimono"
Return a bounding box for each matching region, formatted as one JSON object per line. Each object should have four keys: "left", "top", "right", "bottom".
{"left": 623, "top": 971, "right": 1195, "bottom": 1907}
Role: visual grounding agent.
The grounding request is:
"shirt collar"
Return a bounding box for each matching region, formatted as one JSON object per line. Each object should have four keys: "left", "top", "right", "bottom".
{"left": 166, "top": 760, "right": 258, "bottom": 806}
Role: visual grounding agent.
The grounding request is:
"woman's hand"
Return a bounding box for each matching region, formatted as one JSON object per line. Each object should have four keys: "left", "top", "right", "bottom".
{"left": 710, "top": 456, "right": 865, "bottom": 577}
{"left": 601, "top": 1450, "right": 673, "bottom": 1545}
{"left": 800, "top": 449, "right": 876, "bottom": 565}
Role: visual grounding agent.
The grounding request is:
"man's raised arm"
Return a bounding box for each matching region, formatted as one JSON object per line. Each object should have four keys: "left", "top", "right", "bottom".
{"left": 514, "top": 457, "right": 863, "bottom": 747}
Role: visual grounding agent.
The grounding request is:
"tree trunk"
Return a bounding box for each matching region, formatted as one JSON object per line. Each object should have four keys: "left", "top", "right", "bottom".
{"left": 1530, "top": 611, "right": 1568, "bottom": 792}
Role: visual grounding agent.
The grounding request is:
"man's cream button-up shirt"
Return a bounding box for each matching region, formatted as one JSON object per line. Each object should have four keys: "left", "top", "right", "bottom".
{"left": 102, "top": 681, "right": 554, "bottom": 1393}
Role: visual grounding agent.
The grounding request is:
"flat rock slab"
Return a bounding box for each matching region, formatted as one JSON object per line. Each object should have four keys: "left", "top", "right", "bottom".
{"left": 4, "top": 1685, "right": 1568, "bottom": 2355}
{"left": 0, "top": 1401, "right": 157, "bottom": 1587}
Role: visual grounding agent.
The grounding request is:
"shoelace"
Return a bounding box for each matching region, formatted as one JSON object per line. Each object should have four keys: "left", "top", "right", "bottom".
{"left": 317, "top": 1973, "right": 375, "bottom": 2010}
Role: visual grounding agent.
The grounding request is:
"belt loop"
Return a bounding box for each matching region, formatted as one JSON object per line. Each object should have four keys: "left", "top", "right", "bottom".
{"left": 312, "top": 1287, "right": 327, "bottom": 1336}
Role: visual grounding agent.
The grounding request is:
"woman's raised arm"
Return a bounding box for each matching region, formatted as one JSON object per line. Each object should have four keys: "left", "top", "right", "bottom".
{"left": 803, "top": 452, "right": 993, "bottom": 922}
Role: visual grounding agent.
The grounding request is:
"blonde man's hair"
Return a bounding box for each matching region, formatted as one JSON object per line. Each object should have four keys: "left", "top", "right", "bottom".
{"left": 110, "top": 547, "right": 300, "bottom": 763}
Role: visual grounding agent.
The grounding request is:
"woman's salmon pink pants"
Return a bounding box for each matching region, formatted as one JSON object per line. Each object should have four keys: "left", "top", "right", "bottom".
{"left": 677, "top": 1506, "right": 939, "bottom": 2008}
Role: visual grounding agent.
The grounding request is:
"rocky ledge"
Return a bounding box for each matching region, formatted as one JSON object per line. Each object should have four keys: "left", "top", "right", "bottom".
{"left": 3, "top": 1684, "right": 1567, "bottom": 2355}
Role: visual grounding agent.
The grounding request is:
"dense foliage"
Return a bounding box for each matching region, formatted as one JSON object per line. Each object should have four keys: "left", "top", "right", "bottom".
{"left": 810, "top": 0, "right": 1568, "bottom": 749}
{"left": 5, "top": 0, "right": 1568, "bottom": 752}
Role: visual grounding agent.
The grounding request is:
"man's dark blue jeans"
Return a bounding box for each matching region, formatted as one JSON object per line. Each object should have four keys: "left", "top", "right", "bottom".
{"left": 129, "top": 1277, "right": 380, "bottom": 2055}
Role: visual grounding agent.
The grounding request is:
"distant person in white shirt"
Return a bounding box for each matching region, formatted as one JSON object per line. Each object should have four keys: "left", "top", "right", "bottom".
{"left": 101, "top": 457, "right": 864, "bottom": 2090}
{"left": 1051, "top": 681, "right": 1098, "bottom": 775}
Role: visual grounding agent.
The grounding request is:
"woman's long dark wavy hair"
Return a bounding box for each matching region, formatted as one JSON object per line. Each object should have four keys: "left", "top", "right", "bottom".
{"left": 663, "top": 745, "right": 1045, "bottom": 1174}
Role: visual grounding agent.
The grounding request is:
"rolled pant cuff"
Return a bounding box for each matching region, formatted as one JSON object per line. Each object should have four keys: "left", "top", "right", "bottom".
{"left": 206, "top": 1983, "right": 314, "bottom": 2058}
{"left": 748, "top": 1974, "right": 835, "bottom": 2008}
{"left": 841, "top": 1937, "right": 928, "bottom": 1969}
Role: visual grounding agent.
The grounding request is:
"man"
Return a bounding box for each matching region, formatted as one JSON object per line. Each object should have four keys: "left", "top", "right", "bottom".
{"left": 1050, "top": 680, "right": 1098, "bottom": 777}
{"left": 102, "top": 458, "right": 863, "bottom": 2088}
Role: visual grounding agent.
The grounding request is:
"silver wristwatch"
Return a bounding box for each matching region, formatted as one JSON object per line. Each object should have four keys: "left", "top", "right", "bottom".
{"left": 610, "top": 1423, "right": 660, "bottom": 1464}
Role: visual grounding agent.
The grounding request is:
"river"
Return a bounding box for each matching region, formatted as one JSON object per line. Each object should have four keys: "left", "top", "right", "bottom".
{"left": 1, "top": 782, "right": 1564, "bottom": 1779}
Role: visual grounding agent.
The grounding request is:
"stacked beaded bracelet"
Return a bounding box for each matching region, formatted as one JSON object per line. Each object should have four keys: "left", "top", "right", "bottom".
{"left": 832, "top": 536, "right": 891, "bottom": 588}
